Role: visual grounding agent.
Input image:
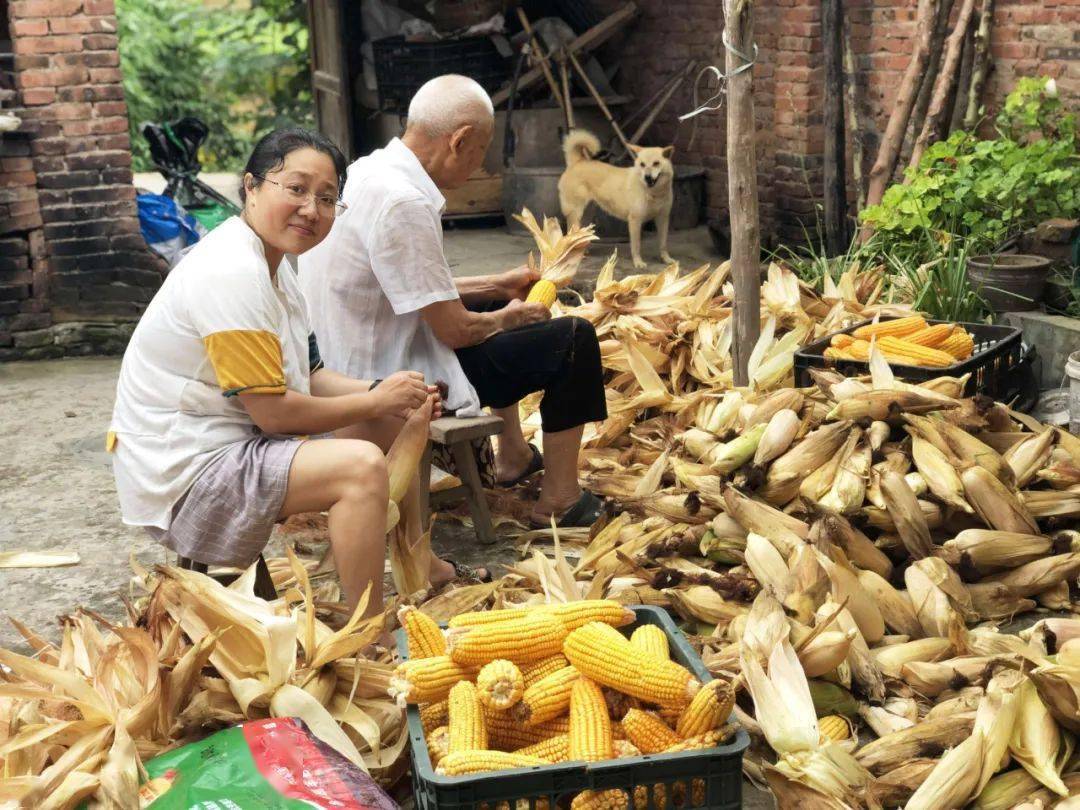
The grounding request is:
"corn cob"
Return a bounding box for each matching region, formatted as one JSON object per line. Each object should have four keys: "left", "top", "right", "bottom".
{"left": 447, "top": 612, "right": 567, "bottom": 666}
{"left": 571, "top": 790, "right": 629, "bottom": 810}
{"left": 569, "top": 678, "right": 614, "bottom": 762}
{"left": 398, "top": 605, "right": 446, "bottom": 658}
{"left": 676, "top": 680, "right": 735, "bottom": 738}
{"left": 904, "top": 323, "right": 955, "bottom": 347}
{"left": 876, "top": 336, "right": 955, "bottom": 367}
{"left": 940, "top": 330, "right": 975, "bottom": 359}
{"left": 448, "top": 681, "right": 488, "bottom": 753}
{"left": 632, "top": 785, "right": 667, "bottom": 810}
{"left": 435, "top": 750, "right": 547, "bottom": 776}
{"left": 830, "top": 333, "right": 856, "bottom": 348}
{"left": 613, "top": 739, "right": 641, "bottom": 758}
{"left": 484, "top": 707, "right": 570, "bottom": 750}
{"left": 420, "top": 699, "right": 449, "bottom": 735}
{"left": 852, "top": 315, "right": 927, "bottom": 340}
{"left": 547, "top": 600, "right": 636, "bottom": 632}
{"left": 621, "top": 708, "right": 681, "bottom": 754}
{"left": 656, "top": 706, "right": 683, "bottom": 726}
{"left": 612, "top": 721, "right": 627, "bottom": 741}
{"left": 513, "top": 733, "right": 570, "bottom": 763}
{"left": 663, "top": 728, "right": 729, "bottom": 752}
{"left": 448, "top": 607, "right": 530, "bottom": 629}
{"left": 513, "top": 665, "right": 579, "bottom": 726}
{"left": 629, "top": 625, "right": 669, "bottom": 660}
{"left": 476, "top": 659, "right": 525, "bottom": 711}
{"left": 526, "top": 279, "right": 558, "bottom": 308}
{"left": 825, "top": 347, "right": 851, "bottom": 361}
{"left": 564, "top": 622, "right": 701, "bottom": 708}
{"left": 390, "top": 656, "right": 475, "bottom": 705}
{"left": 521, "top": 654, "right": 570, "bottom": 688}
{"left": 818, "top": 714, "right": 850, "bottom": 742}
{"left": 427, "top": 725, "right": 450, "bottom": 766}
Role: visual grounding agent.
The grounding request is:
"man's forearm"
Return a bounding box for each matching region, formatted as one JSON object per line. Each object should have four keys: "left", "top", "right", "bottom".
{"left": 239, "top": 390, "right": 381, "bottom": 436}
{"left": 310, "top": 367, "right": 373, "bottom": 398}
{"left": 455, "top": 274, "right": 504, "bottom": 305}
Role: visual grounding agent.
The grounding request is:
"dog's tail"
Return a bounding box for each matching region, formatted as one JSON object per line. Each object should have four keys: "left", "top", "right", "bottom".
{"left": 562, "top": 129, "right": 601, "bottom": 167}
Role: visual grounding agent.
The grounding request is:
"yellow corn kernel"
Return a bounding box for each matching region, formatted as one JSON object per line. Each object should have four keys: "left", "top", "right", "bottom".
{"left": 940, "top": 329, "right": 975, "bottom": 360}
{"left": 563, "top": 622, "right": 701, "bottom": 708}
{"left": 903, "top": 323, "right": 954, "bottom": 348}
{"left": 632, "top": 785, "right": 667, "bottom": 810}
{"left": 612, "top": 720, "right": 626, "bottom": 741}
{"left": 818, "top": 714, "right": 850, "bottom": 742}
{"left": 448, "top": 607, "right": 530, "bottom": 629}
{"left": 613, "top": 739, "right": 641, "bottom": 758}
{"left": 656, "top": 706, "right": 682, "bottom": 726}
{"left": 621, "top": 708, "right": 681, "bottom": 754}
{"left": 677, "top": 679, "right": 735, "bottom": 738}
{"left": 521, "top": 654, "right": 570, "bottom": 688}
{"left": 852, "top": 315, "right": 927, "bottom": 340}
{"left": 435, "top": 750, "right": 547, "bottom": 776}
{"left": 427, "top": 725, "right": 450, "bottom": 766}
{"left": 571, "top": 790, "right": 629, "bottom": 810}
{"left": 484, "top": 706, "right": 570, "bottom": 750}
{"left": 513, "top": 733, "right": 570, "bottom": 763}
{"left": 569, "top": 678, "right": 614, "bottom": 762}
{"left": 448, "top": 681, "right": 488, "bottom": 754}
{"left": 513, "top": 665, "right": 579, "bottom": 726}
{"left": 420, "top": 699, "right": 449, "bottom": 735}
{"left": 526, "top": 279, "right": 558, "bottom": 308}
{"left": 476, "top": 659, "right": 525, "bottom": 711}
{"left": 830, "top": 333, "right": 856, "bottom": 349}
{"left": 629, "top": 625, "right": 669, "bottom": 660}
{"left": 447, "top": 612, "right": 567, "bottom": 667}
{"left": 390, "top": 656, "right": 474, "bottom": 705}
{"left": 842, "top": 340, "right": 872, "bottom": 360}
{"left": 398, "top": 605, "right": 446, "bottom": 658}
{"left": 876, "top": 335, "right": 955, "bottom": 367}
{"left": 663, "top": 726, "right": 733, "bottom": 752}
{"left": 547, "top": 600, "right": 636, "bottom": 632}
{"left": 824, "top": 347, "right": 852, "bottom": 361}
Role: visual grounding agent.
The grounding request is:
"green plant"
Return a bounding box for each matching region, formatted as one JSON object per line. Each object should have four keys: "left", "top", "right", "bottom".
{"left": 860, "top": 77, "right": 1079, "bottom": 252}
{"left": 884, "top": 232, "right": 988, "bottom": 323}
{"left": 117, "top": 0, "right": 313, "bottom": 173}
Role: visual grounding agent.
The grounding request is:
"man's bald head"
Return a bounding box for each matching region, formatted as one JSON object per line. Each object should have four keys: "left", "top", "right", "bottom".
{"left": 406, "top": 74, "right": 494, "bottom": 139}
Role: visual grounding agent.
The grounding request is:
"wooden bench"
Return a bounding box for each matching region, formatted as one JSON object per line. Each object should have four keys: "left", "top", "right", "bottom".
{"left": 177, "top": 553, "right": 278, "bottom": 600}
{"left": 419, "top": 414, "right": 504, "bottom": 545}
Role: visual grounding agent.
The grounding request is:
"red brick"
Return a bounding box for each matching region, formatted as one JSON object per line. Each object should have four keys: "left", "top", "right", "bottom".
{"left": 82, "top": 34, "right": 118, "bottom": 50}
{"left": 43, "top": 102, "right": 92, "bottom": 120}
{"left": 1, "top": 158, "right": 35, "bottom": 172}
{"left": 19, "top": 66, "right": 90, "bottom": 87}
{"left": 11, "top": 18, "right": 49, "bottom": 36}
{"left": 49, "top": 17, "right": 93, "bottom": 34}
{"left": 9, "top": 0, "right": 83, "bottom": 17}
{"left": 84, "top": 0, "right": 115, "bottom": 13}
{"left": 88, "top": 67, "right": 122, "bottom": 83}
{"left": 21, "top": 87, "right": 56, "bottom": 105}
{"left": 13, "top": 35, "right": 82, "bottom": 55}
{"left": 93, "top": 100, "right": 127, "bottom": 117}
{"left": 87, "top": 116, "right": 128, "bottom": 135}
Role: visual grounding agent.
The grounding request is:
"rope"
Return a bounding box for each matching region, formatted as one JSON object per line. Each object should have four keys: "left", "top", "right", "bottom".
{"left": 677, "top": 31, "right": 758, "bottom": 123}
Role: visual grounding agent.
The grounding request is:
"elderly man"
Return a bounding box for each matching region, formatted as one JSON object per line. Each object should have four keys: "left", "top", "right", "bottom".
{"left": 300, "top": 75, "right": 607, "bottom": 528}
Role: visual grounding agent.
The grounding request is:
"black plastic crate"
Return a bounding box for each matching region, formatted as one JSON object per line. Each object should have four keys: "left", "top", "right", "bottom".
{"left": 794, "top": 317, "right": 1023, "bottom": 401}
{"left": 397, "top": 605, "right": 749, "bottom": 810}
{"left": 372, "top": 35, "right": 510, "bottom": 114}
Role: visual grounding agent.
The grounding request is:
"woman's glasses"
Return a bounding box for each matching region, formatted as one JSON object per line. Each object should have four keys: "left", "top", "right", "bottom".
{"left": 254, "top": 175, "right": 347, "bottom": 217}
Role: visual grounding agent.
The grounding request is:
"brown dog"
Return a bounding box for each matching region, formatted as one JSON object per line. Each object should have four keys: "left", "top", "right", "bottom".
{"left": 557, "top": 129, "right": 676, "bottom": 269}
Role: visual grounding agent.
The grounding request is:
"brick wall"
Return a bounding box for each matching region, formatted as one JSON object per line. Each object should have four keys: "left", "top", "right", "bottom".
{"left": 0, "top": 0, "right": 161, "bottom": 361}
{"left": 615, "top": 0, "right": 1078, "bottom": 245}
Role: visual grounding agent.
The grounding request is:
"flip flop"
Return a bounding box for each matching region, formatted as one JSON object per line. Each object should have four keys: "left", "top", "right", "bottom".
{"left": 529, "top": 490, "right": 605, "bottom": 530}
{"left": 444, "top": 558, "right": 492, "bottom": 583}
{"left": 497, "top": 443, "right": 544, "bottom": 488}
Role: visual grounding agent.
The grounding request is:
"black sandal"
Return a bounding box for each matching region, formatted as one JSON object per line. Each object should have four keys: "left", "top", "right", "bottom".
{"left": 497, "top": 443, "right": 544, "bottom": 488}
{"left": 529, "top": 490, "right": 605, "bottom": 529}
{"left": 444, "top": 558, "right": 492, "bottom": 583}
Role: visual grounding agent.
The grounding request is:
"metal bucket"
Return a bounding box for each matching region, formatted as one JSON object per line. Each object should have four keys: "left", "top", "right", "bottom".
{"left": 967, "top": 253, "right": 1053, "bottom": 313}
{"left": 502, "top": 165, "right": 706, "bottom": 239}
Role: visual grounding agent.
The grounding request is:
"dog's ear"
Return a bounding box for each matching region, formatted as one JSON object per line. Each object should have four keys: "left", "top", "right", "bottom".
{"left": 627, "top": 143, "right": 642, "bottom": 155}
{"left": 661, "top": 145, "right": 675, "bottom": 159}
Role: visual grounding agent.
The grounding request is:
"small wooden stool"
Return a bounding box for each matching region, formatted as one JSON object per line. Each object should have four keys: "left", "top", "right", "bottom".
{"left": 177, "top": 553, "right": 278, "bottom": 601}
{"left": 419, "top": 414, "right": 504, "bottom": 545}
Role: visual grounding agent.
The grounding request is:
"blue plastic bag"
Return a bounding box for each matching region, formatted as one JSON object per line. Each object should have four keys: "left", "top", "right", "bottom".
{"left": 137, "top": 193, "right": 203, "bottom": 267}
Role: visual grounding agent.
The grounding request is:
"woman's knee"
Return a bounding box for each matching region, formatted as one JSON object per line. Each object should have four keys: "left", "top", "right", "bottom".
{"left": 335, "top": 440, "right": 388, "bottom": 500}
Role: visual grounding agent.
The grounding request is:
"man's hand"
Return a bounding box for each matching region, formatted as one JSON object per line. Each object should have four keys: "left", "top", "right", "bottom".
{"left": 372, "top": 371, "right": 430, "bottom": 418}
{"left": 501, "top": 298, "right": 551, "bottom": 330}
{"left": 497, "top": 265, "right": 541, "bottom": 301}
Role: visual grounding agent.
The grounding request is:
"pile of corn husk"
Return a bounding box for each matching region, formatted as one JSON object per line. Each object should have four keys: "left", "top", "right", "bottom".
{"left": 0, "top": 553, "right": 412, "bottom": 809}
{"left": 513, "top": 208, "right": 598, "bottom": 289}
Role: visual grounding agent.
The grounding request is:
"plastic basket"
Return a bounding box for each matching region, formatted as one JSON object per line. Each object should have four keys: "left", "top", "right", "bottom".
{"left": 397, "top": 605, "right": 749, "bottom": 810}
{"left": 372, "top": 35, "right": 510, "bottom": 114}
{"left": 794, "top": 317, "right": 1023, "bottom": 401}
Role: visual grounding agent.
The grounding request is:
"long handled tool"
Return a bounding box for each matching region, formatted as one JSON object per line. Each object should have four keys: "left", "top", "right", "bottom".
{"left": 566, "top": 48, "right": 633, "bottom": 156}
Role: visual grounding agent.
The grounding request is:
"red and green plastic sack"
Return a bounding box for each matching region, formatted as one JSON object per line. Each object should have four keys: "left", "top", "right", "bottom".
{"left": 138, "top": 718, "right": 397, "bottom": 809}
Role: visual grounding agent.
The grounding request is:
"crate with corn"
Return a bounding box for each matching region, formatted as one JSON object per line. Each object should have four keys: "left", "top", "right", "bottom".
{"left": 824, "top": 316, "right": 977, "bottom": 368}
{"left": 392, "top": 600, "right": 742, "bottom": 808}
{"left": 513, "top": 208, "right": 598, "bottom": 309}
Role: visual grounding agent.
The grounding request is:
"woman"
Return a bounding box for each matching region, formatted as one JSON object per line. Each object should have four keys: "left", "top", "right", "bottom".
{"left": 109, "top": 127, "right": 471, "bottom": 617}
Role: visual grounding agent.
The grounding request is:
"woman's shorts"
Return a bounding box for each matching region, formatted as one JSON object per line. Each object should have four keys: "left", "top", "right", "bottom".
{"left": 145, "top": 436, "right": 303, "bottom": 567}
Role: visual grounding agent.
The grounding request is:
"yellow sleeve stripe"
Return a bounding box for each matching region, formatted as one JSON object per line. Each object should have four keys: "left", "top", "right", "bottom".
{"left": 203, "top": 329, "right": 287, "bottom": 397}
{"left": 105, "top": 431, "right": 117, "bottom": 453}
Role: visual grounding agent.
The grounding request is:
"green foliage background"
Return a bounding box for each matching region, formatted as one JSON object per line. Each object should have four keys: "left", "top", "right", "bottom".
{"left": 117, "top": 0, "right": 314, "bottom": 172}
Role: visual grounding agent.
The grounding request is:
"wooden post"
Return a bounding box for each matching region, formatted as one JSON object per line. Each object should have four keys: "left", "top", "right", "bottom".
{"left": 963, "top": 0, "right": 994, "bottom": 129}
{"left": 842, "top": 16, "right": 866, "bottom": 210}
{"left": 822, "top": 0, "right": 847, "bottom": 255}
{"left": 724, "top": 0, "right": 760, "bottom": 387}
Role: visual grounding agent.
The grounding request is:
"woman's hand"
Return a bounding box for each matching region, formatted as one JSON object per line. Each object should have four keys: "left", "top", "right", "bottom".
{"left": 373, "top": 371, "right": 430, "bottom": 418}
